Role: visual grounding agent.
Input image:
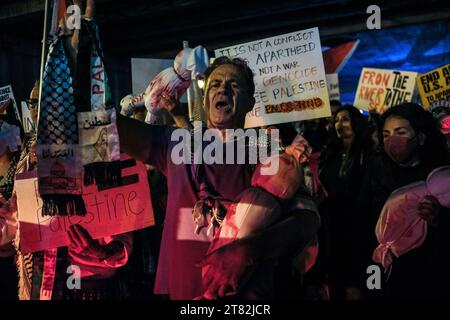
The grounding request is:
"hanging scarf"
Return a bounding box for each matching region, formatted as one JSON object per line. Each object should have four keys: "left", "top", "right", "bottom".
{"left": 30, "top": 248, "right": 68, "bottom": 300}
{"left": 13, "top": 136, "right": 35, "bottom": 299}
{"left": 15, "top": 130, "right": 67, "bottom": 300}
{"left": 76, "top": 19, "right": 121, "bottom": 186}
{"left": 15, "top": 245, "right": 68, "bottom": 300}
{"left": 36, "top": 36, "right": 86, "bottom": 216}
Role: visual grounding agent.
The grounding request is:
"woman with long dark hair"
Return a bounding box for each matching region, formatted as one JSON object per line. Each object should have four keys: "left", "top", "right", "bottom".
{"left": 359, "top": 103, "right": 450, "bottom": 299}
{"left": 309, "top": 105, "right": 373, "bottom": 300}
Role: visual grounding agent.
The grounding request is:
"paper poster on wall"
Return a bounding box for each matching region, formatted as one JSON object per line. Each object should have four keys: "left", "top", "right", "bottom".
{"left": 326, "top": 74, "right": 340, "bottom": 101}
{"left": 0, "top": 85, "right": 20, "bottom": 121}
{"left": 416, "top": 64, "right": 450, "bottom": 109}
{"left": 354, "top": 67, "right": 418, "bottom": 113}
{"left": 215, "top": 27, "right": 331, "bottom": 128}
{"left": 15, "top": 155, "right": 155, "bottom": 253}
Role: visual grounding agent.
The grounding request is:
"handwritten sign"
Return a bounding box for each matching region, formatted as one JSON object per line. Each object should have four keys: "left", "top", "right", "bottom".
{"left": 215, "top": 27, "right": 331, "bottom": 128}
{"left": 416, "top": 64, "right": 450, "bottom": 109}
{"left": 15, "top": 155, "right": 155, "bottom": 253}
{"left": 0, "top": 85, "right": 20, "bottom": 121}
{"left": 326, "top": 74, "right": 340, "bottom": 101}
{"left": 354, "top": 68, "right": 418, "bottom": 113}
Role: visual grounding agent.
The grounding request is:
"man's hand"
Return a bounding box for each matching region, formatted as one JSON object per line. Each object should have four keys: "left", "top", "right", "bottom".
{"left": 61, "top": 0, "right": 95, "bottom": 55}
{"left": 67, "top": 224, "right": 107, "bottom": 259}
{"left": 199, "top": 239, "right": 258, "bottom": 299}
{"left": 159, "top": 92, "right": 180, "bottom": 113}
{"left": 418, "top": 195, "right": 441, "bottom": 227}
{"left": 285, "top": 134, "right": 312, "bottom": 164}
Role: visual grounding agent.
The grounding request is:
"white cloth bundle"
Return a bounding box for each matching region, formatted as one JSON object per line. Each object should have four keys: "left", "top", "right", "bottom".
{"left": 373, "top": 166, "right": 450, "bottom": 271}
{"left": 120, "top": 46, "right": 209, "bottom": 123}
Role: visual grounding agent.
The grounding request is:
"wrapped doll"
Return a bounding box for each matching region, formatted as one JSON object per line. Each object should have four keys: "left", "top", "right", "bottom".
{"left": 120, "top": 46, "right": 208, "bottom": 124}
{"left": 373, "top": 166, "right": 450, "bottom": 272}
{"left": 197, "top": 133, "right": 319, "bottom": 298}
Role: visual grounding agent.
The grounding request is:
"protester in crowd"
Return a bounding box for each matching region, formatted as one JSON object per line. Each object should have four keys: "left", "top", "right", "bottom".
{"left": 118, "top": 95, "right": 169, "bottom": 299}
{"left": 429, "top": 102, "right": 450, "bottom": 152}
{"left": 367, "top": 111, "right": 381, "bottom": 150}
{"left": 306, "top": 105, "right": 373, "bottom": 300}
{"left": 358, "top": 103, "right": 450, "bottom": 299}
{"left": 0, "top": 114, "right": 23, "bottom": 300}
{"left": 302, "top": 119, "right": 329, "bottom": 153}
{"left": 1, "top": 80, "right": 133, "bottom": 300}
{"left": 13, "top": 159, "right": 132, "bottom": 300}
{"left": 26, "top": 81, "right": 39, "bottom": 128}
{"left": 117, "top": 56, "right": 320, "bottom": 300}
{"left": 64, "top": 3, "right": 318, "bottom": 300}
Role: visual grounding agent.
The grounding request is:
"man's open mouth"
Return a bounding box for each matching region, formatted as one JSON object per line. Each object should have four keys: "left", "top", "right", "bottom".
{"left": 215, "top": 100, "right": 232, "bottom": 111}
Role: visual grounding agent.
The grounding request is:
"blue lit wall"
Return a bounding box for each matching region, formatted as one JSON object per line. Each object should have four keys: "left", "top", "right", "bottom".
{"left": 339, "top": 19, "right": 450, "bottom": 104}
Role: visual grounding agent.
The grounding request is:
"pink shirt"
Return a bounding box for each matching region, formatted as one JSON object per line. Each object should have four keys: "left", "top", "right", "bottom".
{"left": 146, "top": 126, "right": 252, "bottom": 299}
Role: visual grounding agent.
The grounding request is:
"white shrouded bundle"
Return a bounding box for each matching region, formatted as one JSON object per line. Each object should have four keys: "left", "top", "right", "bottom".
{"left": 373, "top": 166, "right": 450, "bottom": 271}
{"left": 120, "top": 46, "right": 209, "bottom": 123}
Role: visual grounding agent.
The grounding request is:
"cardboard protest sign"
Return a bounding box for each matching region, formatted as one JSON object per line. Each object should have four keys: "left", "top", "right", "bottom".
{"left": 215, "top": 27, "right": 331, "bottom": 128}
{"left": 0, "top": 85, "right": 20, "bottom": 121}
{"left": 354, "top": 68, "right": 418, "bottom": 113}
{"left": 21, "top": 101, "right": 36, "bottom": 133}
{"left": 15, "top": 155, "right": 154, "bottom": 253}
{"left": 416, "top": 64, "right": 450, "bottom": 109}
{"left": 326, "top": 74, "right": 340, "bottom": 101}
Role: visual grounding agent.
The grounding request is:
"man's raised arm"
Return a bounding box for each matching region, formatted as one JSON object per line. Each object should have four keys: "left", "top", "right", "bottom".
{"left": 117, "top": 113, "right": 156, "bottom": 162}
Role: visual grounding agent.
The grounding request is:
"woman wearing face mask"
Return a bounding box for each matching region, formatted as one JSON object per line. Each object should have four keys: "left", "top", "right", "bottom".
{"left": 358, "top": 103, "right": 450, "bottom": 300}
{"left": 304, "top": 105, "right": 373, "bottom": 300}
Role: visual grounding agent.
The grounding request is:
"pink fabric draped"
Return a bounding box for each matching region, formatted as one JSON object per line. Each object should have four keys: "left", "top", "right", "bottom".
{"left": 426, "top": 166, "right": 450, "bottom": 208}
{"left": 373, "top": 166, "right": 450, "bottom": 271}
{"left": 373, "top": 182, "right": 429, "bottom": 271}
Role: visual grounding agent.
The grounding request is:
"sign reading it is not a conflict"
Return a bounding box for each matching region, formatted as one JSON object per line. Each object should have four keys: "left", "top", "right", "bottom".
{"left": 215, "top": 27, "right": 331, "bottom": 128}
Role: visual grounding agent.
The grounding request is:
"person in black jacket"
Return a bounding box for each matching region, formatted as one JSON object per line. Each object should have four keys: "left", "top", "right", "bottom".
{"left": 307, "top": 105, "right": 373, "bottom": 300}
{"left": 358, "top": 103, "right": 450, "bottom": 299}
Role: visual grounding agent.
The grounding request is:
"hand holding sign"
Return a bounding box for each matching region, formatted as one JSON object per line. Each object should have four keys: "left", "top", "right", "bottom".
{"left": 67, "top": 224, "right": 106, "bottom": 259}
{"left": 354, "top": 68, "right": 418, "bottom": 113}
